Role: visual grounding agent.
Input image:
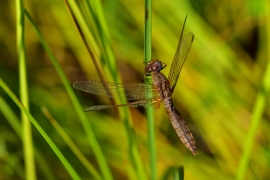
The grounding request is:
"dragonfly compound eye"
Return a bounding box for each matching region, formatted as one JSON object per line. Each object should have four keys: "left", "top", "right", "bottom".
{"left": 151, "top": 61, "right": 163, "bottom": 71}
{"left": 145, "top": 60, "right": 163, "bottom": 73}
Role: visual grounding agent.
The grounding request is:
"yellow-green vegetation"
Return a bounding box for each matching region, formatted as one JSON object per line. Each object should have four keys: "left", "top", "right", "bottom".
{"left": 0, "top": 0, "right": 269, "bottom": 179}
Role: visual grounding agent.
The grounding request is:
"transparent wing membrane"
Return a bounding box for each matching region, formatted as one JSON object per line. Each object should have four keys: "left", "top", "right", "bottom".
{"left": 168, "top": 16, "right": 194, "bottom": 93}
{"left": 84, "top": 98, "right": 161, "bottom": 111}
{"left": 73, "top": 80, "right": 158, "bottom": 100}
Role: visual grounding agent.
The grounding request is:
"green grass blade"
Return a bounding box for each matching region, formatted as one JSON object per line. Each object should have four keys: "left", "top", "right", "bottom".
{"left": 90, "top": 3, "right": 147, "bottom": 179}
{"left": 15, "top": 0, "right": 36, "bottom": 179}
{"left": 0, "top": 97, "right": 57, "bottom": 180}
{"left": 236, "top": 53, "right": 270, "bottom": 180}
{"left": 176, "top": 166, "right": 184, "bottom": 180}
{"left": 66, "top": 1, "right": 147, "bottom": 179}
{"left": 0, "top": 96, "right": 21, "bottom": 136}
{"left": 41, "top": 107, "right": 103, "bottom": 180}
{"left": 235, "top": 5, "right": 270, "bottom": 179}
{"left": 162, "top": 166, "right": 184, "bottom": 180}
{"left": 144, "top": 0, "right": 156, "bottom": 179}
{"left": 24, "top": 9, "right": 113, "bottom": 180}
{"left": 0, "top": 78, "right": 81, "bottom": 180}
{"left": 64, "top": 0, "right": 108, "bottom": 83}
{"left": 88, "top": 2, "right": 147, "bottom": 179}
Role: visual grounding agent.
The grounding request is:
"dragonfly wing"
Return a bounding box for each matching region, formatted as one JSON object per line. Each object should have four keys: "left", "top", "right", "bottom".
{"left": 168, "top": 16, "right": 194, "bottom": 93}
{"left": 84, "top": 98, "right": 162, "bottom": 111}
{"left": 73, "top": 80, "right": 158, "bottom": 100}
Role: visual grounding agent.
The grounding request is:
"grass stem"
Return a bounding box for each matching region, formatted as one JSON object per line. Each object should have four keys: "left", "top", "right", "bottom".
{"left": 16, "top": 0, "right": 36, "bottom": 179}
{"left": 144, "top": 0, "right": 156, "bottom": 179}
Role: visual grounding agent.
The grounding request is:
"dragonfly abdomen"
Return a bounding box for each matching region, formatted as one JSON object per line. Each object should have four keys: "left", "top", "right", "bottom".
{"left": 163, "top": 98, "right": 198, "bottom": 156}
{"left": 151, "top": 68, "right": 197, "bottom": 155}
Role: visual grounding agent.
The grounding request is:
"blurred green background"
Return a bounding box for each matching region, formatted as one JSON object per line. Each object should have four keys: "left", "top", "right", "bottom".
{"left": 0, "top": 0, "right": 270, "bottom": 179}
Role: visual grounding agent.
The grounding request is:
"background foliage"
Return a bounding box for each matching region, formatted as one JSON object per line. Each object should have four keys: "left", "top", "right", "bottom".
{"left": 0, "top": 0, "right": 269, "bottom": 179}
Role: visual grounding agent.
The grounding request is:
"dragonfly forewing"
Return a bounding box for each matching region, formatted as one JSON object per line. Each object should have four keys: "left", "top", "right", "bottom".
{"left": 73, "top": 80, "right": 158, "bottom": 100}
{"left": 168, "top": 17, "right": 194, "bottom": 93}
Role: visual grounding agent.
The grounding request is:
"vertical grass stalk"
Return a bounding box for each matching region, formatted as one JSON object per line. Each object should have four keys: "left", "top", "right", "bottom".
{"left": 15, "top": 0, "right": 36, "bottom": 179}
{"left": 144, "top": 0, "right": 156, "bottom": 179}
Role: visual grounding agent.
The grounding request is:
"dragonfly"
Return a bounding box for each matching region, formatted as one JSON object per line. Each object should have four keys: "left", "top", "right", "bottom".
{"left": 73, "top": 16, "right": 197, "bottom": 155}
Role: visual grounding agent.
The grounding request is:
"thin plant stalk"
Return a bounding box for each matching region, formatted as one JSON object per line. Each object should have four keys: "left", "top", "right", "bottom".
{"left": 15, "top": 0, "right": 36, "bottom": 179}
{"left": 144, "top": 0, "right": 156, "bottom": 179}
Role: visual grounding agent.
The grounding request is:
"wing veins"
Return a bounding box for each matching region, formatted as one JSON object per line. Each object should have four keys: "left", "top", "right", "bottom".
{"left": 84, "top": 98, "right": 161, "bottom": 111}
{"left": 73, "top": 80, "right": 158, "bottom": 100}
{"left": 168, "top": 16, "right": 194, "bottom": 93}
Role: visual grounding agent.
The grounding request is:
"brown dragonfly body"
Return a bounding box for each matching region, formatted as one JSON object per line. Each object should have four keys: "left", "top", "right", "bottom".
{"left": 146, "top": 61, "right": 197, "bottom": 155}
{"left": 73, "top": 16, "right": 197, "bottom": 155}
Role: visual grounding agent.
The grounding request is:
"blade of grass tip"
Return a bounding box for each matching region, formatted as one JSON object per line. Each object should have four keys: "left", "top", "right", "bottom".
{"left": 0, "top": 98, "right": 57, "bottom": 180}
{"left": 24, "top": 9, "right": 113, "bottom": 180}
{"left": 177, "top": 166, "right": 184, "bottom": 180}
{"left": 15, "top": 0, "right": 36, "bottom": 179}
{"left": 172, "top": 166, "right": 184, "bottom": 180}
{"left": 0, "top": 78, "right": 81, "bottom": 180}
{"left": 41, "top": 106, "right": 103, "bottom": 180}
{"left": 235, "top": 6, "right": 270, "bottom": 180}
{"left": 161, "top": 166, "right": 184, "bottom": 180}
{"left": 144, "top": 0, "right": 156, "bottom": 180}
{"left": 172, "top": 168, "right": 179, "bottom": 180}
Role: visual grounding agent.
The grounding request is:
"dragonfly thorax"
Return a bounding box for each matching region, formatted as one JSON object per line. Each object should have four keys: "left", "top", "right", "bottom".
{"left": 145, "top": 60, "right": 167, "bottom": 75}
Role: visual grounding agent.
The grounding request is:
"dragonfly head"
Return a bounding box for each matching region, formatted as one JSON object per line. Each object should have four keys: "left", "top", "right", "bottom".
{"left": 145, "top": 60, "right": 167, "bottom": 75}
